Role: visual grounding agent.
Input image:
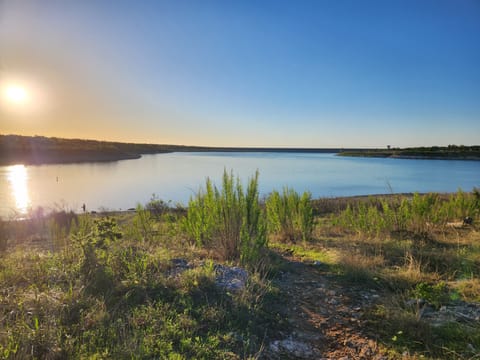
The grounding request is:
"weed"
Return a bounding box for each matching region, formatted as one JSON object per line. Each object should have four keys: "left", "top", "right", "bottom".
{"left": 183, "top": 170, "right": 267, "bottom": 264}
{"left": 412, "top": 281, "right": 450, "bottom": 309}
{"left": 131, "top": 204, "right": 156, "bottom": 242}
{"left": 266, "top": 187, "right": 314, "bottom": 243}
{"left": 336, "top": 191, "right": 480, "bottom": 238}
{"left": 145, "top": 193, "right": 170, "bottom": 220}
{"left": 453, "top": 278, "right": 480, "bottom": 302}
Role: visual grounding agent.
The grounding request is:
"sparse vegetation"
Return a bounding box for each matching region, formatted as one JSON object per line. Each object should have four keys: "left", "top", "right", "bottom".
{"left": 336, "top": 190, "right": 480, "bottom": 237}
{"left": 183, "top": 170, "right": 267, "bottom": 264}
{"left": 1, "top": 173, "right": 479, "bottom": 359}
{"left": 266, "top": 187, "right": 314, "bottom": 242}
{"left": 0, "top": 198, "right": 279, "bottom": 358}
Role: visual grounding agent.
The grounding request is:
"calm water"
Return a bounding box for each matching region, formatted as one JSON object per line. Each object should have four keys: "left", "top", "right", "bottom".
{"left": 1, "top": 152, "right": 479, "bottom": 218}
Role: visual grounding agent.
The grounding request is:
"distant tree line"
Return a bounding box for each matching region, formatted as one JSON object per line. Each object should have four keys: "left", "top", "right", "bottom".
{"left": 0, "top": 134, "right": 355, "bottom": 166}
{"left": 338, "top": 145, "right": 480, "bottom": 160}
{"left": 0, "top": 135, "right": 194, "bottom": 165}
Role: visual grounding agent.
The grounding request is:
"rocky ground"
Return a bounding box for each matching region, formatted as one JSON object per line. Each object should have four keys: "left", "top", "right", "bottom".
{"left": 11, "top": 227, "right": 480, "bottom": 359}
{"left": 263, "top": 253, "right": 386, "bottom": 360}
{"left": 145, "top": 248, "right": 480, "bottom": 359}
{"left": 264, "top": 252, "right": 480, "bottom": 359}
{"left": 167, "top": 251, "right": 387, "bottom": 359}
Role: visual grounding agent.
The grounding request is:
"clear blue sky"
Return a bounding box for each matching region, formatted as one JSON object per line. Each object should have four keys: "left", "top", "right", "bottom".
{"left": 1, "top": 0, "right": 479, "bottom": 147}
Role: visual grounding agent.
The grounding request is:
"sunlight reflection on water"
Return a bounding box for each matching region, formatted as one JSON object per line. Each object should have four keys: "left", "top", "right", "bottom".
{"left": 7, "top": 164, "right": 30, "bottom": 214}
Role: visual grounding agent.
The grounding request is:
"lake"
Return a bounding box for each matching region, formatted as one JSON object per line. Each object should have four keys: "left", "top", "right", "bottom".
{"left": 1, "top": 152, "right": 479, "bottom": 218}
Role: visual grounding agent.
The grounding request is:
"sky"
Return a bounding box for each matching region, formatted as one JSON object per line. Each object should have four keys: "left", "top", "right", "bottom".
{"left": 0, "top": 0, "right": 479, "bottom": 148}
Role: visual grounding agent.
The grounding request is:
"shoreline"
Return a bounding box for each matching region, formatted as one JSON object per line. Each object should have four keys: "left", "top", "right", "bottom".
{"left": 339, "top": 153, "right": 480, "bottom": 161}
{"left": 338, "top": 147, "right": 480, "bottom": 161}
{"left": 2, "top": 135, "right": 479, "bottom": 165}
{"left": 1, "top": 191, "right": 463, "bottom": 221}
{"left": 3, "top": 149, "right": 480, "bottom": 167}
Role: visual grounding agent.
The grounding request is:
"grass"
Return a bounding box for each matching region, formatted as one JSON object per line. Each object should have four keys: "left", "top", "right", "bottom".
{"left": 1, "top": 174, "right": 479, "bottom": 359}
{"left": 266, "top": 187, "right": 314, "bottom": 243}
{"left": 0, "top": 216, "right": 281, "bottom": 359}
{"left": 314, "top": 191, "right": 480, "bottom": 358}
{"left": 183, "top": 170, "right": 267, "bottom": 264}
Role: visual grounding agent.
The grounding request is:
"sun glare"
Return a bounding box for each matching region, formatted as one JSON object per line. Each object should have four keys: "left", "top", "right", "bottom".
{"left": 7, "top": 165, "right": 30, "bottom": 214}
{"left": 5, "top": 85, "right": 28, "bottom": 104}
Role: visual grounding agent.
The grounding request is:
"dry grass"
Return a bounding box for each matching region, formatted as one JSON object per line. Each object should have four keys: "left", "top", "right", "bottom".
{"left": 453, "top": 278, "right": 480, "bottom": 302}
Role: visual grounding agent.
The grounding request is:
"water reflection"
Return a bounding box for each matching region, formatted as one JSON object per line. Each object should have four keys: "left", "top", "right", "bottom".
{"left": 7, "top": 164, "right": 30, "bottom": 214}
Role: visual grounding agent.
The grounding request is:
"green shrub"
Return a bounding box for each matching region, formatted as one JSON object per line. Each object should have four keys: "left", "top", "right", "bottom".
{"left": 336, "top": 190, "right": 480, "bottom": 237}
{"left": 75, "top": 217, "right": 122, "bottom": 295}
{"left": 413, "top": 281, "right": 451, "bottom": 309}
{"left": 145, "top": 194, "right": 170, "bottom": 220}
{"left": 266, "top": 187, "right": 314, "bottom": 242}
{"left": 132, "top": 204, "right": 156, "bottom": 242}
{"left": 183, "top": 170, "right": 267, "bottom": 264}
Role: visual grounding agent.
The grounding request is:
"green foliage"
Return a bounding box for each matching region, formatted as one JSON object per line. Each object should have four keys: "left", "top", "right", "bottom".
{"left": 266, "top": 187, "right": 314, "bottom": 242}
{"left": 0, "top": 215, "right": 278, "bottom": 359}
{"left": 183, "top": 170, "right": 267, "bottom": 264}
{"left": 336, "top": 190, "right": 480, "bottom": 237}
{"left": 76, "top": 217, "right": 123, "bottom": 295}
{"left": 146, "top": 193, "right": 170, "bottom": 220}
{"left": 413, "top": 281, "right": 451, "bottom": 309}
{"left": 131, "top": 204, "right": 156, "bottom": 242}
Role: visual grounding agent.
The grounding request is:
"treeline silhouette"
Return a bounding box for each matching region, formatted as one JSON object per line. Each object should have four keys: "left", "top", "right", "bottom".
{"left": 339, "top": 145, "right": 480, "bottom": 160}
{"left": 0, "top": 134, "right": 352, "bottom": 165}
{"left": 0, "top": 135, "right": 204, "bottom": 165}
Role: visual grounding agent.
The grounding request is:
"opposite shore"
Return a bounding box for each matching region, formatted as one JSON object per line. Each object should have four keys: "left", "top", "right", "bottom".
{"left": 1, "top": 134, "right": 479, "bottom": 166}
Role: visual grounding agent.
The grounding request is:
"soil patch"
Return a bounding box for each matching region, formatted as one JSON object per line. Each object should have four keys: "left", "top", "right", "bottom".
{"left": 265, "top": 251, "right": 387, "bottom": 359}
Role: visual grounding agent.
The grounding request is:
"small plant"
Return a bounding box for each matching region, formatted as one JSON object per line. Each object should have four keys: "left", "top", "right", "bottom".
{"left": 413, "top": 281, "right": 450, "bottom": 309}
{"left": 77, "top": 217, "right": 122, "bottom": 295}
{"left": 183, "top": 170, "right": 267, "bottom": 264}
{"left": 266, "top": 187, "right": 314, "bottom": 242}
{"left": 145, "top": 194, "right": 170, "bottom": 220}
{"left": 336, "top": 190, "right": 480, "bottom": 238}
{"left": 132, "top": 204, "right": 156, "bottom": 242}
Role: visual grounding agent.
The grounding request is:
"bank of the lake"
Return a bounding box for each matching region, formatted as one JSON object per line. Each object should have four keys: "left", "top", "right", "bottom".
{"left": 338, "top": 145, "right": 480, "bottom": 160}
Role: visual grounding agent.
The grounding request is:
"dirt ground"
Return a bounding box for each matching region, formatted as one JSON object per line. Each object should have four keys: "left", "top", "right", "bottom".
{"left": 264, "top": 251, "right": 387, "bottom": 359}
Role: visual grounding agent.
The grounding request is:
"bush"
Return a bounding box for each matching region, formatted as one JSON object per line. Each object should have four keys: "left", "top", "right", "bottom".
{"left": 266, "top": 187, "right": 314, "bottom": 242}
{"left": 336, "top": 190, "right": 480, "bottom": 237}
{"left": 76, "top": 217, "right": 122, "bottom": 295}
{"left": 145, "top": 194, "right": 170, "bottom": 220}
{"left": 412, "top": 281, "right": 451, "bottom": 309}
{"left": 132, "top": 204, "right": 156, "bottom": 242}
{"left": 183, "top": 170, "right": 267, "bottom": 264}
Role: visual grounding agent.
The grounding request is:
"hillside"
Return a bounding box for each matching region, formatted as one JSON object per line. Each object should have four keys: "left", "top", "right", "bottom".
{"left": 0, "top": 134, "right": 348, "bottom": 166}
{"left": 0, "top": 135, "right": 201, "bottom": 165}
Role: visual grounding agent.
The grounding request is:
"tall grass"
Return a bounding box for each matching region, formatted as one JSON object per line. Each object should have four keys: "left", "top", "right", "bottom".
{"left": 183, "top": 170, "right": 267, "bottom": 264}
{"left": 266, "top": 187, "right": 314, "bottom": 242}
{"left": 336, "top": 190, "right": 480, "bottom": 237}
{"left": 131, "top": 204, "right": 156, "bottom": 242}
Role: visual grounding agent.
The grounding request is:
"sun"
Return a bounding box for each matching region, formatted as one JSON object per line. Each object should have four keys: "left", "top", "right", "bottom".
{"left": 5, "top": 85, "right": 28, "bottom": 104}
